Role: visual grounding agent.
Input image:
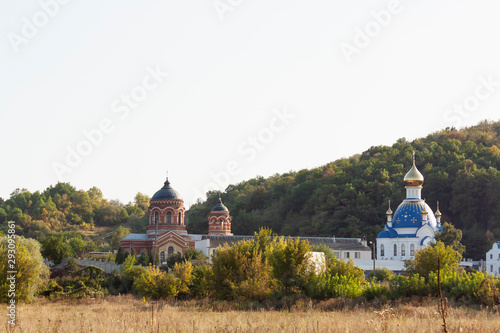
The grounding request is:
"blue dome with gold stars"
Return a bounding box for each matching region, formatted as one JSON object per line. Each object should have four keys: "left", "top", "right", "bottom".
{"left": 392, "top": 200, "right": 436, "bottom": 229}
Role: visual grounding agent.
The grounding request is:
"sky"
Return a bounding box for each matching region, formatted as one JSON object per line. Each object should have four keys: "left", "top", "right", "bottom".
{"left": 1, "top": 0, "right": 500, "bottom": 208}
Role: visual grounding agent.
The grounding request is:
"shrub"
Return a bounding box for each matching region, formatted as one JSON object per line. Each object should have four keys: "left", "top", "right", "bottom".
{"left": 191, "top": 265, "right": 214, "bottom": 297}
{"left": 389, "top": 274, "right": 428, "bottom": 299}
{"left": 0, "top": 235, "right": 49, "bottom": 302}
{"left": 173, "top": 261, "right": 193, "bottom": 295}
{"left": 476, "top": 276, "right": 500, "bottom": 306}
{"left": 366, "top": 267, "right": 394, "bottom": 282}
{"left": 306, "top": 273, "right": 364, "bottom": 299}
{"left": 133, "top": 266, "right": 181, "bottom": 299}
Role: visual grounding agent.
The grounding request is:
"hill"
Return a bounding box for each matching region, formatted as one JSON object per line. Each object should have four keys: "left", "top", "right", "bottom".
{"left": 187, "top": 120, "right": 500, "bottom": 260}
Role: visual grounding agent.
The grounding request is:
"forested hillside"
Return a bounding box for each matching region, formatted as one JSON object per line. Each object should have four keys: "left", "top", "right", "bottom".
{"left": 2, "top": 120, "right": 500, "bottom": 259}
{"left": 0, "top": 183, "right": 150, "bottom": 251}
{"left": 187, "top": 120, "right": 500, "bottom": 260}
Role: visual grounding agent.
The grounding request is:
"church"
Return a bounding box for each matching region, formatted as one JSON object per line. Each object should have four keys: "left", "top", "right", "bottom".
{"left": 376, "top": 154, "right": 443, "bottom": 260}
{"left": 120, "top": 177, "right": 371, "bottom": 263}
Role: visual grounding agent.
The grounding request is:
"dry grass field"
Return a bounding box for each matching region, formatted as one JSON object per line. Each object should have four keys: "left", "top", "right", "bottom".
{"left": 6, "top": 295, "right": 500, "bottom": 333}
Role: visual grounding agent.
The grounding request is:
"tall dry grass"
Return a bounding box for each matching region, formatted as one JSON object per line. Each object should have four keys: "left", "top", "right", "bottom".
{"left": 6, "top": 295, "right": 500, "bottom": 332}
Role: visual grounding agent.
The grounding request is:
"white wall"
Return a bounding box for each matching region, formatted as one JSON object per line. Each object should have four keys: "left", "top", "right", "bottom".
{"left": 486, "top": 244, "right": 500, "bottom": 277}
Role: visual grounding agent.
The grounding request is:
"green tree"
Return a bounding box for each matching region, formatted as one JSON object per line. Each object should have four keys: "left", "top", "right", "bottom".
{"left": 183, "top": 248, "right": 208, "bottom": 262}
{"left": 405, "top": 241, "right": 461, "bottom": 279}
{"left": 41, "top": 235, "right": 74, "bottom": 265}
{"left": 326, "top": 256, "right": 365, "bottom": 282}
{"left": 211, "top": 238, "right": 275, "bottom": 300}
{"left": 111, "top": 226, "right": 130, "bottom": 250}
{"left": 267, "top": 236, "right": 311, "bottom": 294}
{"left": 139, "top": 250, "right": 150, "bottom": 266}
{"left": 115, "top": 247, "right": 125, "bottom": 264}
{"left": 0, "top": 236, "right": 50, "bottom": 302}
{"left": 435, "top": 222, "right": 466, "bottom": 255}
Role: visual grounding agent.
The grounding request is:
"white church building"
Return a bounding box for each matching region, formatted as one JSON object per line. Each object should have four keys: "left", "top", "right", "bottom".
{"left": 376, "top": 154, "right": 443, "bottom": 261}
{"left": 486, "top": 241, "right": 500, "bottom": 277}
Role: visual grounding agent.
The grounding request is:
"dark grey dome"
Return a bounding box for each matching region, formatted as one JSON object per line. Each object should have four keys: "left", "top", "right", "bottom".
{"left": 152, "top": 179, "right": 181, "bottom": 200}
{"left": 212, "top": 198, "right": 228, "bottom": 212}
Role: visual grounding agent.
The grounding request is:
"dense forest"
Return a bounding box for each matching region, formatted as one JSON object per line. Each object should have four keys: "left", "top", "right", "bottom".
{"left": 1, "top": 120, "right": 500, "bottom": 259}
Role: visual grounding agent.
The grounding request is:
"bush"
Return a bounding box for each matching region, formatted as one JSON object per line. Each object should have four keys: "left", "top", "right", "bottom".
{"left": 476, "top": 276, "right": 500, "bottom": 306}
{"left": 191, "top": 265, "right": 214, "bottom": 298}
{"left": 389, "top": 274, "right": 428, "bottom": 299}
{"left": 366, "top": 267, "right": 394, "bottom": 282}
{"left": 306, "top": 273, "right": 364, "bottom": 299}
{"left": 0, "top": 235, "right": 49, "bottom": 302}
{"left": 326, "top": 257, "right": 365, "bottom": 283}
{"left": 362, "top": 281, "right": 390, "bottom": 301}
{"left": 134, "top": 266, "right": 181, "bottom": 299}
{"left": 173, "top": 261, "right": 193, "bottom": 295}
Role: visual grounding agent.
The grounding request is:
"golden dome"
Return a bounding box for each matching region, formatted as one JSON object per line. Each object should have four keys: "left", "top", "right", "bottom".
{"left": 404, "top": 153, "right": 424, "bottom": 186}
{"left": 386, "top": 200, "right": 393, "bottom": 215}
{"left": 435, "top": 201, "right": 442, "bottom": 217}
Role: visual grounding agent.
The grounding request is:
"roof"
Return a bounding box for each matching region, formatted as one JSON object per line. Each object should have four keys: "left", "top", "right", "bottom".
{"left": 152, "top": 179, "right": 182, "bottom": 200}
{"left": 377, "top": 227, "right": 399, "bottom": 239}
{"left": 392, "top": 200, "right": 436, "bottom": 229}
{"left": 192, "top": 234, "right": 369, "bottom": 251}
{"left": 211, "top": 198, "right": 229, "bottom": 212}
{"left": 121, "top": 233, "right": 149, "bottom": 241}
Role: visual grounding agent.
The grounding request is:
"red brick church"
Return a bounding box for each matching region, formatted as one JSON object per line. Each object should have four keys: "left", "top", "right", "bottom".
{"left": 120, "top": 177, "right": 234, "bottom": 263}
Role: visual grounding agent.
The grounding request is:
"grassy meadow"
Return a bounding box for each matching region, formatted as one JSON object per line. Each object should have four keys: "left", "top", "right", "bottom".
{"left": 6, "top": 295, "right": 500, "bottom": 333}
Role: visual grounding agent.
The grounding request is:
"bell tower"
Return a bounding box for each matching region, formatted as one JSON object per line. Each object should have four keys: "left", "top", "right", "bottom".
{"left": 208, "top": 196, "right": 232, "bottom": 235}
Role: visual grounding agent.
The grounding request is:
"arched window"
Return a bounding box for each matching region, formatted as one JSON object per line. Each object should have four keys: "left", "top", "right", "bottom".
{"left": 160, "top": 251, "right": 165, "bottom": 263}
{"left": 380, "top": 244, "right": 385, "bottom": 257}
{"left": 166, "top": 212, "right": 172, "bottom": 225}
{"left": 401, "top": 244, "right": 406, "bottom": 256}
{"left": 178, "top": 212, "right": 182, "bottom": 225}
{"left": 168, "top": 246, "right": 174, "bottom": 256}
{"left": 154, "top": 211, "right": 159, "bottom": 225}
{"left": 410, "top": 243, "right": 415, "bottom": 256}
{"left": 394, "top": 244, "right": 397, "bottom": 256}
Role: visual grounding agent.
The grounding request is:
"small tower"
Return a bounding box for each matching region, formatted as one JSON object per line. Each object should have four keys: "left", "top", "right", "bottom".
{"left": 208, "top": 196, "right": 232, "bottom": 235}
{"left": 435, "top": 201, "right": 442, "bottom": 227}
{"left": 386, "top": 200, "right": 393, "bottom": 228}
{"left": 148, "top": 177, "right": 187, "bottom": 238}
{"left": 421, "top": 199, "right": 428, "bottom": 223}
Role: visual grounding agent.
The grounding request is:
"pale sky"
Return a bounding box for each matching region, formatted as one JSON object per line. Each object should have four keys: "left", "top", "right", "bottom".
{"left": 1, "top": 0, "right": 500, "bottom": 207}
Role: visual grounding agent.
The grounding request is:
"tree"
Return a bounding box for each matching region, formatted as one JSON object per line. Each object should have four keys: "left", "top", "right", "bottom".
{"left": 41, "top": 235, "right": 74, "bottom": 265}
{"left": 267, "top": 236, "right": 311, "bottom": 294}
{"left": 0, "top": 236, "right": 50, "bottom": 302}
{"left": 111, "top": 226, "right": 130, "bottom": 250}
{"left": 184, "top": 248, "right": 208, "bottom": 262}
{"left": 211, "top": 238, "right": 275, "bottom": 300}
{"left": 435, "top": 222, "right": 466, "bottom": 255}
{"left": 405, "top": 241, "right": 462, "bottom": 279}
{"left": 327, "top": 256, "right": 365, "bottom": 282}
{"left": 115, "top": 247, "right": 125, "bottom": 264}
{"left": 139, "top": 250, "right": 150, "bottom": 266}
